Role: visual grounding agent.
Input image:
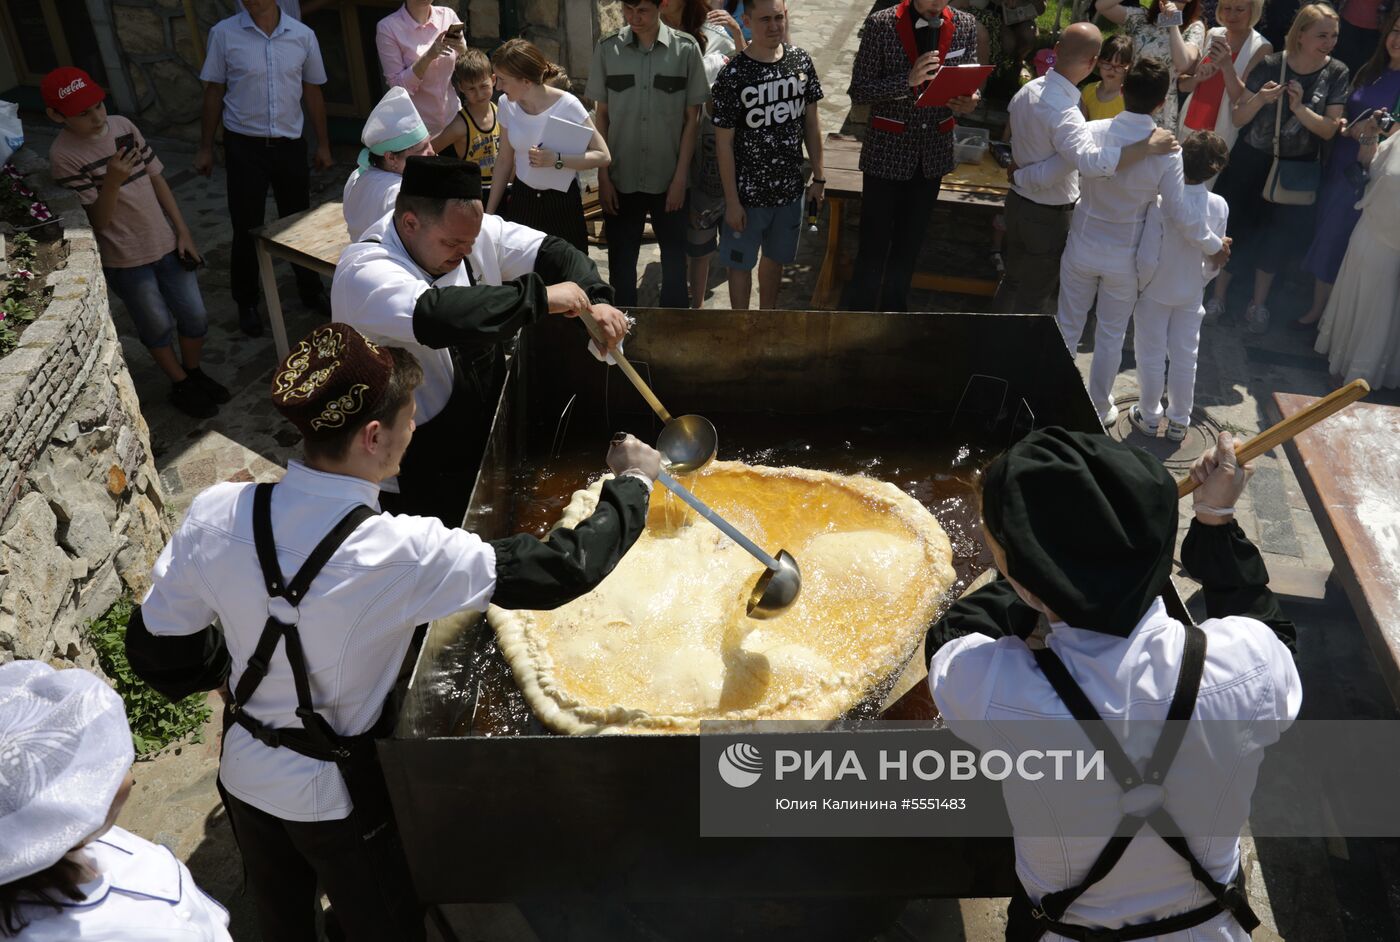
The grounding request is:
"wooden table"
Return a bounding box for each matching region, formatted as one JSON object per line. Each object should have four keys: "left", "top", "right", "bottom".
{"left": 1274, "top": 392, "right": 1400, "bottom": 707}
{"left": 812, "top": 133, "right": 1010, "bottom": 309}
{"left": 252, "top": 202, "right": 351, "bottom": 359}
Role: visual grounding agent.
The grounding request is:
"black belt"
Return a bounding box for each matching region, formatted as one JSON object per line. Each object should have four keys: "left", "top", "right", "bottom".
{"left": 225, "top": 130, "right": 302, "bottom": 147}
{"left": 1010, "top": 189, "right": 1076, "bottom": 212}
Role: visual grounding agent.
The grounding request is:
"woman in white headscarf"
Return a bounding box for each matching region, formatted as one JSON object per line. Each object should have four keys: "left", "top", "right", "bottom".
{"left": 0, "top": 662, "right": 231, "bottom": 940}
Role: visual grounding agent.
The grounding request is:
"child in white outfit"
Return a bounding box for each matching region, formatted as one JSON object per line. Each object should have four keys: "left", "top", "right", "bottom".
{"left": 1131, "top": 130, "right": 1231, "bottom": 441}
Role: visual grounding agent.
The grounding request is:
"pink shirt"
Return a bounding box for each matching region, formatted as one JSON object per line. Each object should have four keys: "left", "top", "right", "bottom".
{"left": 375, "top": 4, "right": 462, "bottom": 136}
{"left": 48, "top": 116, "right": 176, "bottom": 269}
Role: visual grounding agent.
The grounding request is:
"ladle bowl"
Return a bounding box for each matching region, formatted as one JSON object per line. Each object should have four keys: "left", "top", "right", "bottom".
{"left": 746, "top": 549, "right": 802, "bottom": 619}
{"left": 657, "top": 414, "right": 718, "bottom": 474}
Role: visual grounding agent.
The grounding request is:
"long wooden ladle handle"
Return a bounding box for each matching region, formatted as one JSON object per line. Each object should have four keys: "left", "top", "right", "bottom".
{"left": 1176, "top": 378, "right": 1371, "bottom": 498}
{"left": 575, "top": 308, "right": 673, "bottom": 423}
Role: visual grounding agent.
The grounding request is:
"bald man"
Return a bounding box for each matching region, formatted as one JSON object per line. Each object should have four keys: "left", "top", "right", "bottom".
{"left": 993, "top": 22, "right": 1177, "bottom": 317}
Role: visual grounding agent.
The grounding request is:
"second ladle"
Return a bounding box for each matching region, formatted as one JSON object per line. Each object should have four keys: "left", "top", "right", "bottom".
{"left": 578, "top": 310, "right": 717, "bottom": 474}
{"left": 657, "top": 468, "right": 802, "bottom": 619}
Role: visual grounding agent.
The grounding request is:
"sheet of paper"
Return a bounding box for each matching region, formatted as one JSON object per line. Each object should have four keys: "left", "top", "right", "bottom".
{"left": 540, "top": 115, "right": 594, "bottom": 156}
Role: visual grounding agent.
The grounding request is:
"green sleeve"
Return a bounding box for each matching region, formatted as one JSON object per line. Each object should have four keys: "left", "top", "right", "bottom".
{"left": 533, "top": 235, "right": 616, "bottom": 305}
{"left": 411, "top": 273, "right": 550, "bottom": 350}
{"left": 489, "top": 476, "right": 650, "bottom": 610}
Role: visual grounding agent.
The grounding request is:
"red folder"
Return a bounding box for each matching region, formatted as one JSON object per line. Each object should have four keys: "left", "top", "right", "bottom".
{"left": 916, "top": 64, "right": 994, "bottom": 108}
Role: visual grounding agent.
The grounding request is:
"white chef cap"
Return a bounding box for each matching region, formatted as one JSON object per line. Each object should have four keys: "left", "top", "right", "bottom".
{"left": 358, "top": 87, "right": 430, "bottom": 171}
{"left": 0, "top": 661, "right": 133, "bottom": 886}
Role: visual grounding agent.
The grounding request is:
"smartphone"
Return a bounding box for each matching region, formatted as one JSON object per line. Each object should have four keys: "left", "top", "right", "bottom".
{"left": 1157, "top": 7, "right": 1183, "bottom": 26}
{"left": 445, "top": 23, "right": 465, "bottom": 39}
{"left": 115, "top": 132, "right": 136, "bottom": 154}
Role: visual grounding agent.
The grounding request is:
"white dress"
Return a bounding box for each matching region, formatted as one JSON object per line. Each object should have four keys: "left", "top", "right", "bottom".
{"left": 1315, "top": 134, "right": 1400, "bottom": 388}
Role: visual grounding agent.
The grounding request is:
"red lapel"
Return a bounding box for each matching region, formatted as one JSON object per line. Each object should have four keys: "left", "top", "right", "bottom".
{"left": 895, "top": 0, "right": 920, "bottom": 65}
{"left": 936, "top": 5, "right": 955, "bottom": 61}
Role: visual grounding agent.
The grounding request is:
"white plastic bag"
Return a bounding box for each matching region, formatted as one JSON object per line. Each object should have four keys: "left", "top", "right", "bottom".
{"left": 0, "top": 100, "right": 24, "bottom": 168}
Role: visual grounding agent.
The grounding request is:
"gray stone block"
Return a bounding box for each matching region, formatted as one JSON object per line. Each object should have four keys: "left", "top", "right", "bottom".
{"left": 61, "top": 507, "right": 115, "bottom": 564}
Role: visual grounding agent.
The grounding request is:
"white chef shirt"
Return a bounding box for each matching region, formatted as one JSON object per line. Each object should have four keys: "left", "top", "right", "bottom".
{"left": 1066, "top": 111, "right": 1224, "bottom": 272}
{"left": 929, "top": 598, "right": 1301, "bottom": 941}
{"left": 331, "top": 209, "right": 547, "bottom": 429}
{"left": 199, "top": 11, "right": 327, "bottom": 139}
{"left": 341, "top": 167, "right": 402, "bottom": 241}
{"left": 140, "top": 461, "right": 499, "bottom": 821}
{"left": 1137, "top": 184, "right": 1230, "bottom": 307}
{"left": 1008, "top": 69, "right": 1122, "bottom": 206}
{"left": 12, "top": 826, "right": 232, "bottom": 941}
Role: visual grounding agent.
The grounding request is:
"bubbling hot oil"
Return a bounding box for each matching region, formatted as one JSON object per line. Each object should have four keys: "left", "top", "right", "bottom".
{"left": 462, "top": 413, "right": 994, "bottom": 737}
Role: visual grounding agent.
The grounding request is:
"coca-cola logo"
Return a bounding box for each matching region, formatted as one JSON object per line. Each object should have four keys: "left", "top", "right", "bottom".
{"left": 58, "top": 78, "right": 87, "bottom": 98}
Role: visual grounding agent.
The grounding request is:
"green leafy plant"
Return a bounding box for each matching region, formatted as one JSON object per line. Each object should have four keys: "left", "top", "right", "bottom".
{"left": 9, "top": 232, "right": 36, "bottom": 264}
{"left": 84, "top": 595, "right": 213, "bottom": 758}
{"left": 0, "top": 297, "right": 34, "bottom": 324}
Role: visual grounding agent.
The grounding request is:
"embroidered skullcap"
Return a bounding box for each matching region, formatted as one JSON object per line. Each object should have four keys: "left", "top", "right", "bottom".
{"left": 271, "top": 324, "right": 395, "bottom": 440}
{"left": 357, "top": 87, "right": 430, "bottom": 172}
{"left": 400, "top": 155, "right": 483, "bottom": 202}
{"left": 0, "top": 661, "right": 134, "bottom": 885}
{"left": 981, "top": 427, "right": 1177, "bottom": 637}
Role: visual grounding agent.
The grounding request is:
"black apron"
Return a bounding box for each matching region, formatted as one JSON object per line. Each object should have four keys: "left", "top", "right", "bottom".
{"left": 225, "top": 482, "right": 394, "bottom": 829}
{"left": 1005, "top": 624, "right": 1262, "bottom": 942}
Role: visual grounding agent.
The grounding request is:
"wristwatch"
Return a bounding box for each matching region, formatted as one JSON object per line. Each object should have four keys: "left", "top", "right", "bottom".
{"left": 554, "top": 151, "right": 565, "bottom": 170}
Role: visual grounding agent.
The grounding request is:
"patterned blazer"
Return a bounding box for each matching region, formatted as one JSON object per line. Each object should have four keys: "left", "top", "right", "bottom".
{"left": 848, "top": 0, "right": 981, "bottom": 181}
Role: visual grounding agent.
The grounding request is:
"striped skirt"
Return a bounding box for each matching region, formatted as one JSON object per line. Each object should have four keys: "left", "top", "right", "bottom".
{"left": 505, "top": 177, "right": 589, "bottom": 253}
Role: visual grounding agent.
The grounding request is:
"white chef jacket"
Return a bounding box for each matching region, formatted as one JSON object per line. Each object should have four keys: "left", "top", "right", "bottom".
{"left": 331, "top": 209, "right": 548, "bottom": 430}
{"left": 341, "top": 167, "right": 402, "bottom": 242}
{"left": 12, "top": 826, "right": 232, "bottom": 941}
{"left": 929, "top": 598, "right": 1301, "bottom": 941}
{"left": 140, "top": 461, "right": 499, "bottom": 821}
{"left": 1064, "top": 112, "right": 1224, "bottom": 273}
{"left": 1137, "top": 184, "right": 1230, "bottom": 307}
{"left": 1008, "top": 69, "right": 1123, "bottom": 206}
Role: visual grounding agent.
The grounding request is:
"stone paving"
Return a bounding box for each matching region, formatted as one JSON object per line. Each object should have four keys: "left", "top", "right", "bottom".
{"left": 17, "top": 0, "right": 1400, "bottom": 934}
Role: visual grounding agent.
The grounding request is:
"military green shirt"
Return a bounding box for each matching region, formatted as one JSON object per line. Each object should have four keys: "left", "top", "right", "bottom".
{"left": 586, "top": 22, "right": 710, "bottom": 194}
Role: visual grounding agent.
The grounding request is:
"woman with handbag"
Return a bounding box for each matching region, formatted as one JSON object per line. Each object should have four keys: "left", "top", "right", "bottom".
{"left": 1206, "top": 2, "right": 1348, "bottom": 333}
{"left": 1096, "top": 0, "right": 1207, "bottom": 130}
{"left": 1295, "top": 7, "right": 1400, "bottom": 327}
{"left": 1314, "top": 118, "right": 1400, "bottom": 384}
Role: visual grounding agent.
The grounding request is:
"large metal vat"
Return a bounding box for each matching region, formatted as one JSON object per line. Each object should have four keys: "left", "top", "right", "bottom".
{"left": 380, "top": 309, "right": 1182, "bottom": 908}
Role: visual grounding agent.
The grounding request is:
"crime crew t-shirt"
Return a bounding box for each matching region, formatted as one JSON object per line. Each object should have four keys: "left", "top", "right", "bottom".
{"left": 710, "top": 45, "right": 824, "bottom": 208}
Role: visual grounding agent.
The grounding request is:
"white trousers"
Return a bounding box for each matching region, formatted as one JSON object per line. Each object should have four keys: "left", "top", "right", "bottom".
{"left": 1056, "top": 244, "right": 1139, "bottom": 421}
{"left": 1133, "top": 297, "right": 1205, "bottom": 426}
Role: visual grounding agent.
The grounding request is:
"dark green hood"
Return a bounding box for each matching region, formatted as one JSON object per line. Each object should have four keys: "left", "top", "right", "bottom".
{"left": 981, "top": 427, "right": 1177, "bottom": 637}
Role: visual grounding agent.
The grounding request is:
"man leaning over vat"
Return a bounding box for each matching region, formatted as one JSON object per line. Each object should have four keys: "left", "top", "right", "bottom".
{"left": 332, "top": 155, "right": 631, "bottom": 526}
{"left": 124, "top": 323, "right": 660, "bottom": 942}
{"left": 921, "top": 429, "right": 1299, "bottom": 941}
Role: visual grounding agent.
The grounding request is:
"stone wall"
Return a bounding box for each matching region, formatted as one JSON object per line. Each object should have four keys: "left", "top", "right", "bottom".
{"left": 108, "top": 0, "right": 234, "bottom": 140}
{"left": 0, "top": 146, "right": 170, "bottom": 667}
{"left": 469, "top": 0, "right": 622, "bottom": 88}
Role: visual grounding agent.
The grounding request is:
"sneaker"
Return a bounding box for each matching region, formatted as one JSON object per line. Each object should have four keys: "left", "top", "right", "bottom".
{"left": 238, "top": 304, "right": 264, "bottom": 338}
{"left": 1101, "top": 403, "right": 1120, "bottom": 429}
{"left": 990, "top": 251, "right": 1005, "bottom": 276}
{"left": 1244, "top": 302, "right": 1270, "bottom": 335}
{"left": 169, "top": 377, "right": 218, "bottom": 419}
{"left": 185, "top": 366, "right": 231, "bottom": 404}
{"left": 1165, "top": 419, "right": 1188, "bottom": 442}
{"left": 1129, "top": 404, "right": 1160, "bottom": 437}
{"left": 1203, "top": 297, "right": 1226, "bottom": 320}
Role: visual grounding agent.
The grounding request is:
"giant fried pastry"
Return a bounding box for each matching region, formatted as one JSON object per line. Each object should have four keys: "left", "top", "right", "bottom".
{"left": 488, "top": 461, "right": 956, "bottom": 734}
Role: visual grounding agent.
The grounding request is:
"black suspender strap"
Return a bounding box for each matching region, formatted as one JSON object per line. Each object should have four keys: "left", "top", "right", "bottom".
{"left": 1021, "top": 624, "right": 1259, "bottom": 938}
{"left": 230, "top": 483, "right": 377, "bottom": 763}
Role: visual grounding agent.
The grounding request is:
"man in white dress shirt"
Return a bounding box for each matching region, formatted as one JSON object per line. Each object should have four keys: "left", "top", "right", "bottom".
{"left": 128, "top": 323, "right": 659, "bottom": 942}
{"left": 926, "top": 428, "right": 1299, "bottom": 941}
{"left": 333, "top": 156, "right": 629, "bottom": 525}
{"left": 343, "top": 87, "right": 435, "bottom": 241}
{"left": 195, "top": 0, "right": 333, "bottom": 337}
{"left": 993, "top": 23, "right": 1177, "bottom": 317}
{"left": 1054, "top": 57, "right": 1229, "bottom": 426}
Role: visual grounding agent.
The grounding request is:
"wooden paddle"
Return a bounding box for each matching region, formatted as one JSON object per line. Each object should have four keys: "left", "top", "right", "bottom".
{"left": 1175, "top": 378, "right": 1371, "bottom": 498}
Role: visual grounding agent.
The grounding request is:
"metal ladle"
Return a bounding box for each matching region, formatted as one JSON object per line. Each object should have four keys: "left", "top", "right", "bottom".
{"left": 657, "top": 467, "right": 802, "bottom": 619}
{"left": 578, "top": 310, "right": 717, "bottom": 473}
{"left": 577, "top": 310, "right": 799, "bottom": 617}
